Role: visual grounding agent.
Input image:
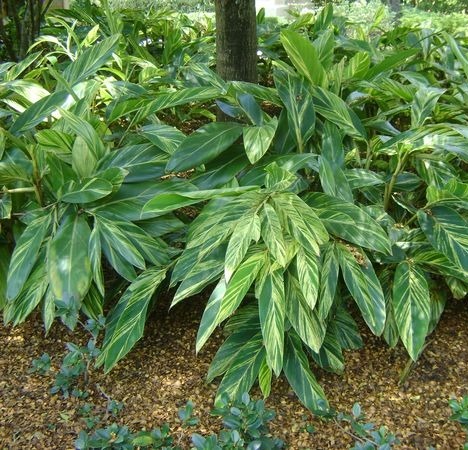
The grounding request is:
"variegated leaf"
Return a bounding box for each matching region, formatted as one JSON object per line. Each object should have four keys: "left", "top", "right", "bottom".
{"left": 284, "top": 333, "right": 328, "bottom": 412}
{"left": 392, "top": 261, "right": 431, "bottom": 361}
{"left": 337, "top": 243, "right": 386, "bottom": 336}
{"left": 98, "top": 266, "right": 167, "bottom": 371}
{"left": 47, "top": 214, "right": 92, "bottom": 306}
{"left": 225, "top": 213, "right": 261, "bottom": 282}
{"left": 259, "top": 268, "right": 286, "bottom": 376}
{"left": 260, "top": 202, "right": 287, "bottom": 267}
{"left": 418, "top": 206, "right": 468, "bottom": 272}
{"left": 7, "top": 214, "right": 51, "bottom": 301}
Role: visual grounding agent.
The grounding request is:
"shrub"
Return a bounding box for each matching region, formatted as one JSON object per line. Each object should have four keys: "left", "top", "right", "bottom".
{"left": 1, "top": 2, "right": 467, "bottom": 415}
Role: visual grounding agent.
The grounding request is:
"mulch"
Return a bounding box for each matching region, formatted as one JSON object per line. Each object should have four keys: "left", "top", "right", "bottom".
{"left": 0, "top": 296, "right": 467, "bottom": 449}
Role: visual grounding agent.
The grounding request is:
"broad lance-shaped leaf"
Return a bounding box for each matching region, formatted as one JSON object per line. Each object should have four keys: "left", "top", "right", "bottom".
{"left": 260, "top": 202, "right": 287, "bottom": 267}
{"left": 318, "top": 242, "right": 339, "bottom": 320}
{"left": 4, "top": 260, "right": 48, "bottom": 325}
{"left": 0, "top": 245, "right": 10, "bottom": 310}
{"left": 207, "top": 312, "right": 260, "bottom": 381}
{"left": 7, "top": 214, "right": 51, "bottom": 301}
{"left": 243, "top": 118, "right": 278, "bottom": 164}
{"left": 313, "top": 86, "right": 367, "bottom": 139}
{"left": 60, "top": 178, "right": 113, "bottom": 203}
{"left": 306, "top": 192, "right": 391, "bottom": 255}
{"left": 10, "top": 90, "right": 69, "bottom": 134}
{"left": 392, "top": 262, "right": 431, "bottom": 361}
{"left": 336, "top": 243, "right": 386, "bottom": 336}
{"left": 284, "top": 333, "right": 328, "bottom": 412}
{"left": 196, "top": 252, "right": 266, "bottom": 352}
{"left": 166, "top": 122, "right": 243, "bottom": 172}
{"left": 225, "top": 214, "right": 261, "bottom": 283}
{"left": 47, "top": 214, "right": 92, "bottom": 305}
{"left": 258, "top": 358, "right": 272, "bottom": 397}
{"left": 280, "top": 30, "right": 327, "bottom": 87}
{"left": 98, "top": 266, "right": 167, "bottom": 372}
{"left": 418, "top": 206, "right": 468, "bottom": 272}
{"left": 259, "top": 269, "right": 286, "bottom": 376}
{"left": 295, "top": 248, "right": 320, "bottom": 310}
{"left": 215, "top": 333, "right": 265, "bottom": 406}
{"left": 272, "top": 192, "right": 328, "bottom": 256}
{"left": 285, "top": 274, "right": 325, "bottom": 353}
{"left": 274, "top": 71, "right": 316, "bottom": 152}
{"left": 62, "top": 34, "right": 120, "bottom": 86}
{"left": 142, "top": 186, "right": 255, "bottom": 216}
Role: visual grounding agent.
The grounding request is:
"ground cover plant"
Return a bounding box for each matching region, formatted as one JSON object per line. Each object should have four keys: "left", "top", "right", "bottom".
{"left": 0, "top": 0, "right": 467, "bottom": 432}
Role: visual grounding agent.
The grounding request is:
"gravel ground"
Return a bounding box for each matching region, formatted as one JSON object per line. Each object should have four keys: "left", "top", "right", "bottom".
{"left": 0, "top": 297, "right": 466, "bottom": 449}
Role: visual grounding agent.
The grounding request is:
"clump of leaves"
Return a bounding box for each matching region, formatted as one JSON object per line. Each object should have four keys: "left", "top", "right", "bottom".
{"left": 192, "top": 392, "right": 284, "bottom": 450}
{"left": 322, "top": 403, "right": 399, "bottom": 450}
{"left": 449, "top": 396, "right": 468, "bottom": 450}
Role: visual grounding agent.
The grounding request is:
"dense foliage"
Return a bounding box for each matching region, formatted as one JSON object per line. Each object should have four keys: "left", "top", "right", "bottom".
{"left": 0, "top": 1, "right": 467, "bottom": 414}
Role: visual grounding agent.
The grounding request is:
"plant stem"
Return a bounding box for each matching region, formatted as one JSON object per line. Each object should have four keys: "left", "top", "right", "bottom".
{"left": 383, "top": 153, "right": 408, "bottom": 212}
{"left": 4, "top": 187, "right": 36, "bottom": 194}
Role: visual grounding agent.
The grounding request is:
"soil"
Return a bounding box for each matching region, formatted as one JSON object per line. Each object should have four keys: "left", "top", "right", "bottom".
{"left": 0, "top": 297, "right": 467, "bottom": 450}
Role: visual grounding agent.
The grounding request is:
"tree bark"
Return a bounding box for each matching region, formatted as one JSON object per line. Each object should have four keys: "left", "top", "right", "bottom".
{"left": 388, "top": 0, "right": 402, "bottom": 21}
{"left": 215, "top": 0, "right": 257, "bottom": 83}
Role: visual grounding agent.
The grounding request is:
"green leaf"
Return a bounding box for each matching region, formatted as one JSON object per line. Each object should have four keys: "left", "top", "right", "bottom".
{"left": 264, "top": 163, "right": 297, "bottom": 192}
{"left": 98, "top": 266, "right": 167, "bottom": 371}
{"left": 0, "top": 245, "right": 10, "bottom": 310}
{"left": 142, "top": 186, "right": 254, "bottom": 217}
{"left": 294, "top": 248, "right": 320, "bottom": 310}
{"left": 7, "top": 214, "right": 51, "bottom": 301}
{"left": 259, "top": 268, "right": 285, "bottom": 376}
{"left": 334, "top": 307, "right": 363, "bottom": 350}
{"left": 207, "top": 310, "right": 260, "bottom": 381}
{"left": 172, "top": 246, "right": 225, "bottom": 306}
{"left": 141, "top": 124, "right": 185, "bottom": 155}
{"left": 62, "top": 34, "right": 120, "bottom": 86}
{"left": 426, "top": 179, "right": 468, "bottom": 210}
{"left": 310, "top": 326, "right": 344, "bottom": 374}
{"left": 88, "top": 226, "right": 104, "bottom": 296}
{"left": 4, "top": 260, "right": 48, "bottom": 325}
{"left": 274, "top": 71, "right": 316, "bottom": 152}
{"left": 59, "top": 108, "right": 106, "bottom": 161}
{"left": 95, "top": 215, "right": 146, "bottom": 270}
{"left": 215, "top": 334, "right": 265, "bottom": 406}
{"left": 364, "top": 48, "right": 418, "bottom": 80}
{"left": 284, "top": 333, "right": 328, "bottom": 412}
{"left": 318, "top": 156, "right": 353, "bottom": 203}
{"left": 280, "top": 30, "right": 327, "bottom": 86}
{"left": 337, "top": 243, "right": 386, "bottom": 335}
{"left": 0, "top": 191, "right": 11, "bottom": 219}
{"left": 225, "top": 214, "right": 261, "bottom": 282}
{"left": 313, "top": 86, "right": 367, "bottom": 139}
{"left": 243, "top": 118, "right": 278, "bottom": 164}
{"left": 47, "top": 214, "right": 92, "bottom": 305}
{"left": 392, "top": 262, "right": 431, "bottom": 361}
{"left": 411, "top": 87, "right": 445, "bottom": 128}
{"left": 10, "top": 90, "right": 69, "bottom": 134}
{"left": 418, "top": 206, "right": 468, "bottom": 272}
{"left": 61, "top": 178, "right": 113, "bottom": 203}
{"left": 306, "top": 192, "right": 391, "bottom": 255}
{"left": 196, "top": 252, "right": 266, "bottom": 352}
{"left": 258, "top": 358, "right": 272, "bottom": 398}
{"left": 272, "top": 192, "right": 328, "bottom": 256}
{"left": 260, "top": 203, "right": 287, "bottom": 267}
{"left": 166, "top": 122, "right": 243, "bottom": 172}
{"left": 318, "top": 242, "right": 339, "bottom": 320}
{"left": 72, "top": 136, "right": 97, "bottom": 178}
{"left": 285, "top": 274, "right": 325, "bottom": 352}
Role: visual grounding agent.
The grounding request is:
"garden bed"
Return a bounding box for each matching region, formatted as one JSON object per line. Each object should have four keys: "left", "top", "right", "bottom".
{"left": 1, "top": 297, "right": 466, "bottom": 449}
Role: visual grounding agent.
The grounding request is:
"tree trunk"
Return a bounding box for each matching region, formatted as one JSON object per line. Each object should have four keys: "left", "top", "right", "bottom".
{"left": 388, "top": 0, "right": 402, "bottom": 20}
{"left": 215, "top": 0, "right": 257, "bottom": 83}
